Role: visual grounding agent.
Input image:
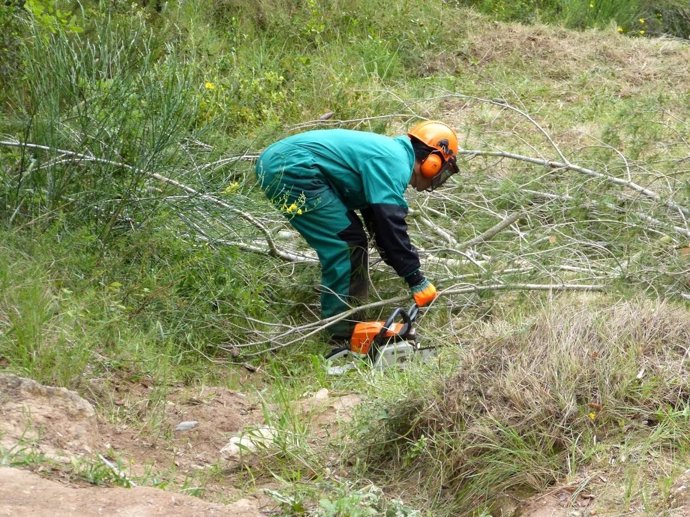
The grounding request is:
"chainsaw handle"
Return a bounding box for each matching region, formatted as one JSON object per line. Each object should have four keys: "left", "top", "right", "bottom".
{"left": 378, "top": 304, "right": 419, "bottom": 341}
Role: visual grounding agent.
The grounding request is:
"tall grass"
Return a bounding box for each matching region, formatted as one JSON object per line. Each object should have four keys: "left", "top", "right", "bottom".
{"left": 3, "top": 11, "right": 200, "bottom": 237}
{"left": 353, "top": 296, "right": 690, "bottom": 514}
{"left": 454, "top": 0, "right": 690, "bottom": 37}
{"left": 0, "top": 241, "right": 93, "bottom": 386}
{"left": 0, "top": 223, "right": 277, "bottom": 390}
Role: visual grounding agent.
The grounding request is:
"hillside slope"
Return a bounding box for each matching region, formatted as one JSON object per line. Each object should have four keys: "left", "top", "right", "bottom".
{"left": 0, "top": 3, "right": 689, "bottom": 516}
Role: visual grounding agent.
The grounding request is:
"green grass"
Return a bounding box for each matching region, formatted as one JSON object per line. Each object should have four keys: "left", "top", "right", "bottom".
{"left": 0, "top": 225, "right": 273, "bottom": 390}
{"left": 453, "top": 0, "right": 690, "bottom": 38}
{"left": 0, "top": 240, "right": 93, "bottom": 386}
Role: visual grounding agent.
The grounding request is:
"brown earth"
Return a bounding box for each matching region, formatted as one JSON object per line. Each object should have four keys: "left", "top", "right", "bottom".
{"left": 0, "top": 467, "right": 261, "bottom": 517}
{"left": 0, "top": 373, "right": 99, "bottom": 461}
{"left": 0, "top": 373, "right": 272, "bottom": 515}
{"left": 0, "top": 373, "right": 363, "bottom": 516}
{"left": 97, "top": 383, "right": 264, "bottom": 478}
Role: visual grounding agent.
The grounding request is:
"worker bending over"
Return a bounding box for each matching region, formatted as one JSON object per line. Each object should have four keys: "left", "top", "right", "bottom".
{"left": 256, "top": 121, "right": 459, "bottom": 345}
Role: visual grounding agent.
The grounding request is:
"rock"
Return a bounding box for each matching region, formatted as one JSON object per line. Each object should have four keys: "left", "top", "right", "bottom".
{"left": 293, "top": 388, "right": 361, "bottom": 437}
{"left": 0, "top": 373, "right": 98, "bottom": 460}
{"left": 174, "top": 421, "right": 199, "bottom": 432}
{"left": 220, "top": 426, "right": 277, "bottom": 460}
{"left": 311, "top": 388, "right": 330, "bottom": 400}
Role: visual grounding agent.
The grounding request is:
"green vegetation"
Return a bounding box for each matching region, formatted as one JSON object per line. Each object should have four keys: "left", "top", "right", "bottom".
{"left": 354, "top": 297, "right": 690, "bottom": 513}
{"left": 1, "top": 0, "right": 689, "bottom": 515}
{"left": 454, "top": 0, "right": 690, "bottom": 38}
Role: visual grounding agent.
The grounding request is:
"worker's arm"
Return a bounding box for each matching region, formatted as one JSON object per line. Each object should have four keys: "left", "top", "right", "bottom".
{"left": 363, "top": 204, "right": 437, "bottom": 306}
{"left": 360, "top": 147, "right": 437, "bottom": 306}
{"left": 361, "top": 204, "right": 419, "bottom": 278}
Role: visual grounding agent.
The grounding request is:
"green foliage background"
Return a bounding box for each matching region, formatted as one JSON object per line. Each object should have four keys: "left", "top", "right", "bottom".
{"left": 454, "top": 0, "right": 690, "bottom": 37}
{"left": 1, "top": 0, "right": 688, "bottom": 378}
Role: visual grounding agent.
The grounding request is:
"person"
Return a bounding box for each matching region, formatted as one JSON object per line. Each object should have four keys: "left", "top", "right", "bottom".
{"left": 255, "top": 120, "right": 459, "bottom": 345}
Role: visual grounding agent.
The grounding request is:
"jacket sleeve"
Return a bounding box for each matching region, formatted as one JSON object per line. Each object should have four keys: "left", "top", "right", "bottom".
{"left": 362, "top": 204, "right": 421, "bottom": 279}
{"left": 357, "top": 141, "right": 422, "bottom": 280}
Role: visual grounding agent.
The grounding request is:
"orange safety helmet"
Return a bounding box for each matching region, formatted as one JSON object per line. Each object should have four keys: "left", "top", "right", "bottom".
{"left": 408, "top": 120, "right": 459, "bottom": 178}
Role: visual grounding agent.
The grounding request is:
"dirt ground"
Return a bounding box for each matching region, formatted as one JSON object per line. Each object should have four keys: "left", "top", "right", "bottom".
{"left": 0, "top": 372, "right": 600, "bottom": 517}
{"left": 0, "top": 467, "right": 261, "bottom": 517}
{"left": 4, "top": 370, "right": 689, "bottom": 516}
{"left": 0, "top": 373, "right": 364, "bottom": 517}
{"left": 0, "top": 373, "right": 275, "bottom": 515}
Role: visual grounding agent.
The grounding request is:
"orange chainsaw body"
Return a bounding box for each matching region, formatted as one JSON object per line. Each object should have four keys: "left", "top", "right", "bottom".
{"left": 350, "top": 321, "right": 405, "bottom": 355}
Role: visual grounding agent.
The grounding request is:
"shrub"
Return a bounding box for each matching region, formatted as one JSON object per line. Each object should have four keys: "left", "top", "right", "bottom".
{"left": 356, "top": 296, "right": 690, "bottom": 514}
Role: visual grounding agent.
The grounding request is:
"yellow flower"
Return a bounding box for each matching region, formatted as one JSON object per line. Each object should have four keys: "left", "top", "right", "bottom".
{"left": 639, "top": 18, "right": 645, "bottom": 24}
{"left": 589, "top": 2, "right": 594, "bottom": 8}
{"left": 588, "top": 411, "right": 597, "bottom": 421}
{"left": 223, "top": 182, "right": 240, "bottom": 195}
{"left": 282, "top": 202, "right": 304, "bottom": 215}
{"left": 617, "top": 26, "right": 624, "bottom": 33}
{"left": 639, "top": 30, "right": 645, "bottom": 35}
{"left": 204, "top": 81, "right": 216, "bottom": 90}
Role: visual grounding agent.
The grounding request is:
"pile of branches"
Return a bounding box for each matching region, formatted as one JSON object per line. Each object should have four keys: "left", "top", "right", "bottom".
{"left": 2, "top": 94, "right": 688, "bottom": 354}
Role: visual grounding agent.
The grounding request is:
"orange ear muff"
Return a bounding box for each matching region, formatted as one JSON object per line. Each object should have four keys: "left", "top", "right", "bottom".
{"left": 420, "top": 152, "right": 444, "bottom": 178}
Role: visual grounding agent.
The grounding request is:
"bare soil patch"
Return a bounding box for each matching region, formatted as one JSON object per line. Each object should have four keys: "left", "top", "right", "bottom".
{"left": 0, "top": 373, "right": 363, "bottom": 515}
{"left": 0, "top": 467, "right": 261, "bottom": 517}
{"left": 98, "top": 384, "right": 264, "bottom": 474}
{"left": 0, "top": 373, "right": 98, "bottom": 461}
{"left": 0, "top": 373, "right": 271, "bottom": 514}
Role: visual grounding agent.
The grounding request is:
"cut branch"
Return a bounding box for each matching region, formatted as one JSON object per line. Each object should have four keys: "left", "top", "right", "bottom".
{"left": 460, "top": 148, "right": 690, "bottom": 218}
{"left": 458, "top": 211, "right": 524, "bottom": 251}
{"left": 228, "top": 281, "right": 606, "bottom": 355}
{"left": 0, "top": 139, "right": 300, "bottom": 261}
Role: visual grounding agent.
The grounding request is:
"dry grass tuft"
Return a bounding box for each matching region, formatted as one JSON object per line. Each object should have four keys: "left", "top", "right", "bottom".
{"left": 365, "top": 296, "right": 690, "bottom": 513}
{"left": 451, "top": 19, "right": 690, "bottom": 94}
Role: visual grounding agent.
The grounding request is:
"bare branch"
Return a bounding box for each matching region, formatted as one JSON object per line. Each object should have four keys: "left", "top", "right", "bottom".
{"left": 228, "top": 281, "right": 606, "bottom": 355}
{"left": 460, "top": 148, "right": 690, "bottom": 218}
{"left": 0, "top": 139, "right": 299, "bottom": 261}
{"left": 458, "top": 211, "right": 524, "bottom": 251}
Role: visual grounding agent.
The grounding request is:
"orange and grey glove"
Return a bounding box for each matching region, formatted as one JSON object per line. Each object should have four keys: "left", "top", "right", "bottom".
{"left": 410, "top": 277, "right": 437, "bottom": 307}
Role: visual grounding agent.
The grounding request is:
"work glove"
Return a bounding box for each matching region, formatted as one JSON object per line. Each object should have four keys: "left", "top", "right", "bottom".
{"left": 410, "top": 277, "right": 437, "bottom": 307}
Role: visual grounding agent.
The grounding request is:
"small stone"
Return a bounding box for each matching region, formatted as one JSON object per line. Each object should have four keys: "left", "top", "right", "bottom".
{"left": 174, "top": 421, "right": 199, "bottom": 432}
{"left": 220, "top": 426, "right": 276, "bottom": 459}
{"left": 312, "top": 388, "right": 329, "bottom": 400}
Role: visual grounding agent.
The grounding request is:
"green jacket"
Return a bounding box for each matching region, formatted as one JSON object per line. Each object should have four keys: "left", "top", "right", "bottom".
{"left": 258, "top": 129, "right": 422, "bottom": 281}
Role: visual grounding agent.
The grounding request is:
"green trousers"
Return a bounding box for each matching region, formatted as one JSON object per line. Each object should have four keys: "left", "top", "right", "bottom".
{"left": 256, "top": 143, "right": 368, "bottom": 339}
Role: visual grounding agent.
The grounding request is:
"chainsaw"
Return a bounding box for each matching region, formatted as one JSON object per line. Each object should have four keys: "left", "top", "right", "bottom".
{"left": 325, "top": 304, "right": 436, "bottom": 375}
